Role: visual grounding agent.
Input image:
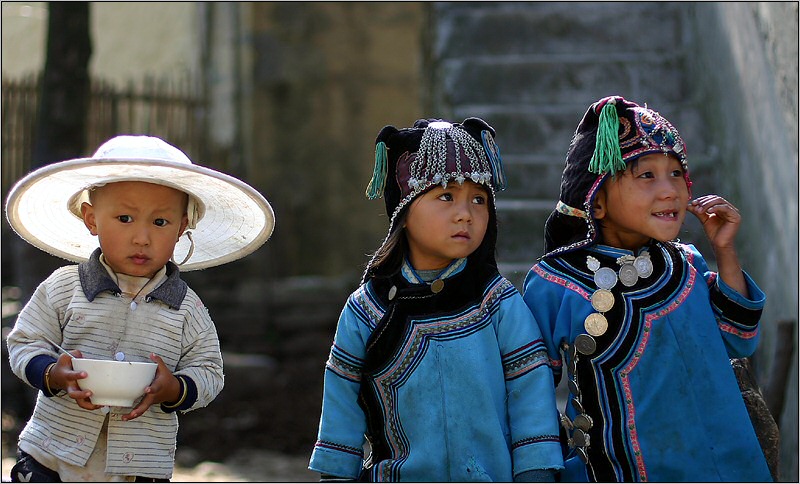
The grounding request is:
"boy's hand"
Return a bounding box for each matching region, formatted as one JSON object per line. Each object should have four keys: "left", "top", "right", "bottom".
{"left": 122, "top": 353, "right": 181, "bottom": 421}
{"left": 687, "top": 195, "right": 741, "bottom": 251}
{"left": 49, "top": 350, "right": 102, "bottom": 411}
{"left": 688, "top": 194, "right": 748, "bottom": 296}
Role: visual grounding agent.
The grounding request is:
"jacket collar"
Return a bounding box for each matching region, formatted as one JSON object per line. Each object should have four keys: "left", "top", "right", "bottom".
{"left": 78, "top": 248, "right": 188, "bottom": 310}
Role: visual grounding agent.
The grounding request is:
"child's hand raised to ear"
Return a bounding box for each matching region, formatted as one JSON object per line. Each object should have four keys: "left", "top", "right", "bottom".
{"left": 688, "top": 194, "right": 748, "bottom": 297}
{"left": 688, "top": 195, "right": 742, "bottom": 252}
{"left": 122, "top": 353, "right": 181, "bottom": 421}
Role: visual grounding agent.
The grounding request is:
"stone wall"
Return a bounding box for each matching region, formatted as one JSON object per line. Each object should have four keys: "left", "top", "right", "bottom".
{"left": 686, "top": 3, "right": 798, "bottom": 481}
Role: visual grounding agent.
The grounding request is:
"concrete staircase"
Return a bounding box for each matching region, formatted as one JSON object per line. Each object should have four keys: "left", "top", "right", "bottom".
{"left": 431, "top": 2, "right": 714, "bottom": 287}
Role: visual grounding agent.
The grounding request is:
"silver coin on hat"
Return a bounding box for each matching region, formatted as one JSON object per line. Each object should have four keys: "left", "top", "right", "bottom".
{"left": 634, "top": 253, "right": 654, "bottom": 278}
{"left": 584, "top": 312, "right": 608, "bottom": 337}
{"left": 594, "top": 267, "right": 618, "bottom": 290}
{"left": 575, "top": 334, "right": 597, "bottom": 355}
{"left": 590, "top": 289, "right": 614, "bottom": 312}
{"left": 618, "top": 263, "right": 638, "bottom": 287}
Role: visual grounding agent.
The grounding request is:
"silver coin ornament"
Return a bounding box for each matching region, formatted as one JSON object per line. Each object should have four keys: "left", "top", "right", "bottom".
{"left": 594, "top": 267, "right": 618, "bottom": 290}
{"left": 574, "top": 334, "right": 597, "bottom": 355}
{"left": 571, "top": 398, "right": 585, "bottom": 414}
{"left": 618, "top": 263, "right": 638, "bottom": 287}
{"left": 573, "top": 429, "right": 589, "bottom": 447}
{"left": 568, "top": 378, "right": 580, "bottom": 396}
{"left": 431, "top": 279, "right": 445, "bottom": 294}
{"left": 586, "top": 256, "right": 601, "bottom": 272}
{"left": 388, "top": 285, "right": 398, "bottom": 301}
{"left": 634, "top": 253, "right": 654, "bottom": 278}
{"left": 584, "top": 312, "right": 609, "bottom": 337}
{"left": 590, "top": 289, "right": 614, "bottom": 312}
{"left": 114, "top": 351, "right": 125, "bottom": 361}
{"left": 573, "top": 413, "right": 594, "bottom": 431}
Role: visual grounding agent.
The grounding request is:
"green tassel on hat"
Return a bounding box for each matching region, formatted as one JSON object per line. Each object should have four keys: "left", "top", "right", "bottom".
{"left": 365, "top": 141, "right": 388, "bottom": 199}
{"left": 589, "top": 101, "right": 626, "bottom": 175}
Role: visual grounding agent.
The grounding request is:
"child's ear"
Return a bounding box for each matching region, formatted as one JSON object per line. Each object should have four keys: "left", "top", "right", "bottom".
{"left": 177, "top": 214, "right": 189, "bottom": 240}
{"left": 80, "top": 202, "right": 98, "bottom": 235}
{"left": 593, "top": 191, "right": 607, "bottom": 220}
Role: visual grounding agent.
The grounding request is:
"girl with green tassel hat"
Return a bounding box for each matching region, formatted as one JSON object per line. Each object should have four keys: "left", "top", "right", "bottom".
{"left": 522, "top": 95, "right": 773, "bottom": 482}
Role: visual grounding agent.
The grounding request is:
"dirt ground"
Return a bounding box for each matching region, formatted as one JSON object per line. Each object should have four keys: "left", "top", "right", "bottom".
{"left": 2, "top": 449, "right": 317, "bottom": 482}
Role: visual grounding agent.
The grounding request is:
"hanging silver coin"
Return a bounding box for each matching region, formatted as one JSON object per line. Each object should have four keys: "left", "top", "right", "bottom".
{"left": 575, "top": 334, "right": 597, "bottom": 355}
{"left": 431, "top": 279, "right": 445, "bottom": 294}
{"left": 634, "top": 254, "right": 653, "bottom": 278}
{"left": 584, "top": 313, "right": 608, "bottom": 337}
{"left": 586, "top": 256, "right": 601, "bottom": 272}
{"left": 571, "top": 398, "right": 585, "bottom": 414}
{"left": 130, "top": 301, "right": 138, "bottom": 311}
{"left": 573, "top": 413, "right": 594, "bottom": 431}
{"left": 573, "top": 429, "right": 588, "bottom": 447}
{"left": 114, "top": 351, "right": 125, "bottom": 361}
{"left": 618, "top": 263, "right": 638, "bottom": 287}
{"left": 594, "top": 267, "right": 617, "bottom": 290}
{"left": 568, "top": 378, "right": 580, "bottom": 396}
{"left": 388, "top": 285, "right": 397, "bottom": 301}
{"left": 590, "top": 289, "right": 614, "bottom": 312}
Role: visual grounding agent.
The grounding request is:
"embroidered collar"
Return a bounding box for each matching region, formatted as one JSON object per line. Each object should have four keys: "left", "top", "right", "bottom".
{"left": 400, "top": 257, "right": 467, "bottom": 285}
{"left": 78, "top": 248, "right": 188, "bottom": 309}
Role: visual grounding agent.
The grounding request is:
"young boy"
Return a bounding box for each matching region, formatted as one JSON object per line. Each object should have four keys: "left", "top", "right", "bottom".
{"left": 4, "top": 135, "right": 274, "bottom": 481}
{"left": 522, "top": 96, "right": 772, "bottom": 482}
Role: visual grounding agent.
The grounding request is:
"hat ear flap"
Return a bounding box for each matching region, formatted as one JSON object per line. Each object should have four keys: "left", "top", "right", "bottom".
{"left": 366, "top": 125, "right": 400, "bottom": 199}
{"left": 461, "top": 117, "right": 506, "bottom": 191}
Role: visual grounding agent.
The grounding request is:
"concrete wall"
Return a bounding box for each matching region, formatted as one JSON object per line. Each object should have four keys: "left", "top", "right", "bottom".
{"left": 2, "top": 2, "right": 200, "bottom": 83}
{"left": 686, "top": 3, "right": 798, "bottom": 481}
{"left": 247, "top": 2, "right": 428, "bottom": 280}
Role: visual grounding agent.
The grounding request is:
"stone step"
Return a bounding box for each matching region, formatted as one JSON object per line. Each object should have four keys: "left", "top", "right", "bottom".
{"left": 434, "top": 2, "right": 685, "bottom": 59}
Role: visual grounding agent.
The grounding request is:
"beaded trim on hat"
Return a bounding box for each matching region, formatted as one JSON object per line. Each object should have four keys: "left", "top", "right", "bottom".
{"left": 390, "top": 121, "right": 496, "bottom": 224}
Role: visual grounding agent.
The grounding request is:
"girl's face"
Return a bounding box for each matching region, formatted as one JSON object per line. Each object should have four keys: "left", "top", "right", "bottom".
{"left": 594, "top": 153, "right": 689, "bottom": 251}
{"left": 404, "top": 180, "right": 490, "bottom": 271}
{"left": 81, "top": 181, "right": 189, "bottom": 278}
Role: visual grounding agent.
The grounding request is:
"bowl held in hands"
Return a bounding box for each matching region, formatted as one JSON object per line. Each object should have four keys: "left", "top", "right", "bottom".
{"left": 72, "top": 358, "right": 157, "bottom": 407}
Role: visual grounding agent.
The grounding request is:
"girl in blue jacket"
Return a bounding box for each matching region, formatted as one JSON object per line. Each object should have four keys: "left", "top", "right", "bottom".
{"left": 309, "top": 118, "right": 564, "bottom": 482}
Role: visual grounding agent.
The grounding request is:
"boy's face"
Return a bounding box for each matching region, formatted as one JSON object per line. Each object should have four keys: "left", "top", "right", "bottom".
{"left": 404, "top": 180, "right": 490, "bottom": 271}
{"left": 593, "top": 153, "right": 689, "bottom": 251}
{"left": 81, "top": 181, "right": 189, "bottom": 278}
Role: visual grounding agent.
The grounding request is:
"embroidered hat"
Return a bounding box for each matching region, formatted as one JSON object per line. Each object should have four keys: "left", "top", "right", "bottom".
{"left": 5, "top": 135, "right": 275, "bottom": 270}
{"left": 366, "top": 117, "right": 506, "bottom": 227}
{"left": 543, "top": 95, "right": 691, "bottom": 258}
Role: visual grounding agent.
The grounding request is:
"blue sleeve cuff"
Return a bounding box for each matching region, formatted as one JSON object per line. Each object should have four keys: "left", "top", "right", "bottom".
{"left": 160, "top": 375, "right": 198, "bottom": 413}
{"left": 25, "top": 354, "right": 58, "bottom": 397}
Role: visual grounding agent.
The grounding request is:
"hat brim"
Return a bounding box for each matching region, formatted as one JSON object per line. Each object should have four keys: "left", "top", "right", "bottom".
{"left": 5, "top": 158, "right": 275, "bottom": 271}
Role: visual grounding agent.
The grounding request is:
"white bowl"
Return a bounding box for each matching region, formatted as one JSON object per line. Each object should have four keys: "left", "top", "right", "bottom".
{"left": 72, "top": 357, "right": 157, "bottom": 407}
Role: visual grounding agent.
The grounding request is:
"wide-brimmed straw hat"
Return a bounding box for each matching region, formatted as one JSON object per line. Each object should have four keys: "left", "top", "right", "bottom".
{"left": 5, "top": 135, "right": 275, "bottom": 271}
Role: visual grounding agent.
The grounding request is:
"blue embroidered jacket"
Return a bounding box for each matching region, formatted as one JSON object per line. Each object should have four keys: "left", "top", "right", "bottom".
{"left": 523, "top": 241, "right": 772, "bottom": 482}
{"left": 309, "top": 258, "right": 563, "bottom": 481}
